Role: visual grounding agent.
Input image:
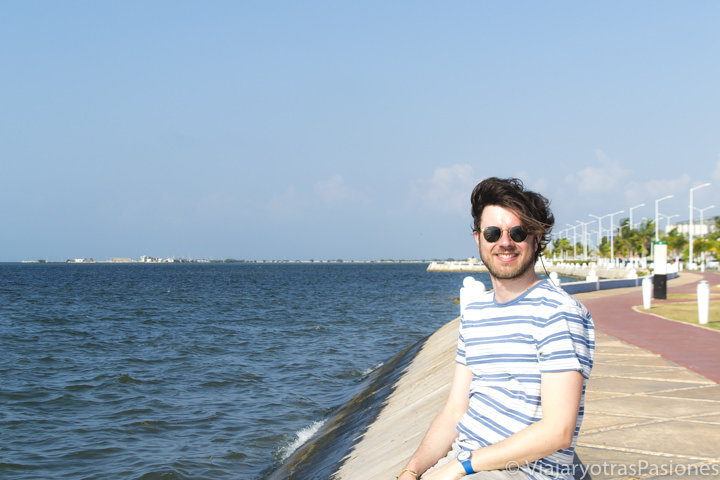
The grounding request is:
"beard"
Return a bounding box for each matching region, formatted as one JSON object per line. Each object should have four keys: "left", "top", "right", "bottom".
{"left": 480, "top": 247, "right": 536, "bottom": 280}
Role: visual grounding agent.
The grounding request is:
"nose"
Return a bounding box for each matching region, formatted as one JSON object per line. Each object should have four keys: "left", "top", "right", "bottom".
{"left": 496, "top": 229, "right": 515, "bottom": 247}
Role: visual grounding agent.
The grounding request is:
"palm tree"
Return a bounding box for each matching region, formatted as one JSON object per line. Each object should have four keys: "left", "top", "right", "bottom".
{"left": 636, "top": 219, "right": 656, "bottom": 257}
{"left": 665, "top": 227, "right": 688, "bottom": 260}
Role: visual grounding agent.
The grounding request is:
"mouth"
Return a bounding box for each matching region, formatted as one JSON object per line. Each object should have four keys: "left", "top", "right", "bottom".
{"left": 494, "top": 251, "right": 519, "bottom": 263}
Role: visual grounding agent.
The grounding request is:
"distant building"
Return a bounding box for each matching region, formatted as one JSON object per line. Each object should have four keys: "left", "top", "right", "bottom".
{"left": 668, "top": 216, "right": 718, "bottom": 236}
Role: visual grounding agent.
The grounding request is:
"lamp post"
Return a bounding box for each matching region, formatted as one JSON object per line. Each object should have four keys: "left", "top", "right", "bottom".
{"left": 694, "top": 205, "right": 715, "bottom": 236}
{"left": 663, "top": 214, "right": 679, "bottom": 232}
{"left": 629, "top": 203, "right": 645, "bottom": 231}
{"left": 655, "top": 195, "right": 674, "bottom": 242}
{"left": 689, "top": 183, "right": 711, "bottom": 268}
{"left": 608, "top": 210, "right": 624, "bottom": 265}
{"left": 566, "top": 223, "right": 578, "bottom": 260}
{"left": 555, "top": 228, "right": 567, "bottom": 260}
{"left": 658, "top": 214, "right": 680, "bottom": 263}
{"left": 553, "top": 229, "right": 565, "bottom": 260}
{"left": 694, "top": 205, "right": 715, "bottom": 269}
{"left": 589, "top": 214, "right": 610, "bottom": 261}
{"left": 577, "top": 220, "right": 593, "bottom": 261}
{"left": 587, "top": 229, "right": 598, "bottom": 255}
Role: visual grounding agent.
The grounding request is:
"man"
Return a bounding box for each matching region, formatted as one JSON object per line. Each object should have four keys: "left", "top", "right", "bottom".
{"left": 397, "top": 177, "right": 594, "bottom": 480}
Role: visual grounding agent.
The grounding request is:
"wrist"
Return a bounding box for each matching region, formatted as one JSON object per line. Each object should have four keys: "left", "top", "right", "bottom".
{"left": 456, "top": 449, "right": 475, "bottom": 475}
{"left": 396, "top": 467, "right": 419, "bottom": 479}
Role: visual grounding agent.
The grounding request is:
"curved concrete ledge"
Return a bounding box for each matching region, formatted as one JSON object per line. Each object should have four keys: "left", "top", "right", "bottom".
{"left": 268, "top": 274, "right": 720, "bottom": 480}
{"left": 266, "top": 320, "right": 456, "bottom": 480}
{"left": 333, "top": 318, "right": 459, "bottom": 479}
{"left": 265, "top": 339, "right": 428, "bottom": 480}
{"left": 560, "top": 272, "right": 679, "bottom": 295}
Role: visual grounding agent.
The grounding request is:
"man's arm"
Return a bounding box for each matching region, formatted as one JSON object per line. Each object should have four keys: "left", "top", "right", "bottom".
{"left": 397, "top": 363, "right": 473, "bottom": 479}
{"left": 422, "top": 370, "right": 585, "bottom": 480}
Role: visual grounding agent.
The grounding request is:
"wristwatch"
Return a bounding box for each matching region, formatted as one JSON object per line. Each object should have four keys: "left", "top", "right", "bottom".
{"left": 457, "top": 449, "right": 475, "bottom": 475}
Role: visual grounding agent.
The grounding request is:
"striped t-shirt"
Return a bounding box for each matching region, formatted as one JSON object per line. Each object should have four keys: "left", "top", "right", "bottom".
{"left": 456, "top": 279, "right": 594, "bottom": 480}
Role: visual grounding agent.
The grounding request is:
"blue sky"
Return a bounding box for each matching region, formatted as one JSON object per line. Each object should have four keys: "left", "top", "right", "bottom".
{"left": 2, "top": 1, "right": 719, "bottom": 261}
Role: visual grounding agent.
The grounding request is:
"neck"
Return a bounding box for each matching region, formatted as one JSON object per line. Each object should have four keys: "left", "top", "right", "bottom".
{"left": 491, "top": 271, "right": 541, "bottom": 303}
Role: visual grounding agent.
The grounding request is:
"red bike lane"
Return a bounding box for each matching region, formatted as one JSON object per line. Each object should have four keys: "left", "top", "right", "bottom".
{"left": 576, "top": 271, "right": 720, "bottom": 383}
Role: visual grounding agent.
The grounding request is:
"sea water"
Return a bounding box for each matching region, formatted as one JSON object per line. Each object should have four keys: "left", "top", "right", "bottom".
{"left": 0, "top": 262, "right": 573, "bottom": 479}
{"left": 0, "top": 262, "right": 481, "bottom": 479}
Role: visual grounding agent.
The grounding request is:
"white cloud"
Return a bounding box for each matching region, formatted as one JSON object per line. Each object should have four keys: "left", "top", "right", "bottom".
{"left": 712, "top": 156, "right": 720, "bottom": 182}
{"left": 628, "top": 175, "right": 691, "bottom": 201}
{"left": 515, "top": 172, "right": 550, "bottom": 197}
{"left": 314, "top": 174, "right": 352, "bottom": 203}
{"left": 565, "top": 150, "right": 632, "bottom": 193}
{"left": 196, "top": 193, "right": 253, "bottom": 220}
{"left": 267, "top": 186, "right": 308, "bottom": 215}
{"left": 409, "top": 164, "right": 477, "bottom": 213}
{"left": 266, "top": 175, "right": 370, "bottom": 218}
{"left": 313, "top": 174, "right": 370, "bottom": 206}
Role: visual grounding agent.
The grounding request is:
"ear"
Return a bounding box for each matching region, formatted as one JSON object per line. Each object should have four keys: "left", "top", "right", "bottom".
{"left": 474, "top": 230, "right": 481, "bottom": 246}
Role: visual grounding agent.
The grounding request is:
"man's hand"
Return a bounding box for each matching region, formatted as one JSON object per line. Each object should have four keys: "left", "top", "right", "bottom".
{"left": 419, "top": 460, "right": 466, "bottom": 480}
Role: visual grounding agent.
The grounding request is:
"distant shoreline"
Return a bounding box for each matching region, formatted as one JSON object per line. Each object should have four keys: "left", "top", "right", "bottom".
{"left": 17, "top": 259, "right": 437, "bottom": 265}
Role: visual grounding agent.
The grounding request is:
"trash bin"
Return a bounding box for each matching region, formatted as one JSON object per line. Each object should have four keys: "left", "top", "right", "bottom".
{"left": 653, "top": 275, "right": 667, "bottom": 300}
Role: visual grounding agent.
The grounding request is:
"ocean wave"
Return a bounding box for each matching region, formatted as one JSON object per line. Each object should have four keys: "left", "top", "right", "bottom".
{"left": 361, "top": 361, "right": 384, "bottom": 378}
{"left": 278, "top": 419, "right": 326, "bottom": 461}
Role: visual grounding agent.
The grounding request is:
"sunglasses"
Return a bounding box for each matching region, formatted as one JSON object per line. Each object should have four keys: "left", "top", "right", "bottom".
{"left": 479, "top": 226, "right": 528, "bottom": 243}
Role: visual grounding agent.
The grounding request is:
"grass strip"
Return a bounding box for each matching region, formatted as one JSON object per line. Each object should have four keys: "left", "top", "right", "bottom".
{"left": 638, "top": 301, "right": 720, "bottom": 331}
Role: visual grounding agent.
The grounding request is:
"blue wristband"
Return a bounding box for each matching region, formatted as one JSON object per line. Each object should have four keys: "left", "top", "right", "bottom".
{"left": 457, "top": 450, "right": 475, "bottom": 475}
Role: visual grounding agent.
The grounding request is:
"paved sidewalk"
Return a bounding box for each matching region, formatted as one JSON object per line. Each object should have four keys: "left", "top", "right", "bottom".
{"left": 572, "top": 272, "right": 720, "bottom": 479}
{"left": 575, "top": 331, "right": 720, "bottom": 479}
{"left": 576, "top": 272, "right": 720, "bottom": 384}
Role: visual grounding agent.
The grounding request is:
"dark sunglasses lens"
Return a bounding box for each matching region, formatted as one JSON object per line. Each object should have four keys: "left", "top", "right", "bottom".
{"left": 482, "top": 227, "right": 501, "bottom": 242}
{"left": 509, "top": 226, "right": 528, "bottom": 242}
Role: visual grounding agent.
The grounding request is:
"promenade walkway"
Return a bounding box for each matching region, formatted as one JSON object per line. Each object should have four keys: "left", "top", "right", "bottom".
{"left": 333, "top": 272, "right": 720, "bottom": 480}
{"left": 572, "top": 272, "right": 720, "bottom": 479}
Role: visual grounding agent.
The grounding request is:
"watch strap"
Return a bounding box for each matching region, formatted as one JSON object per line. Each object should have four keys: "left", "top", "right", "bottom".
{"left": 460, "top": 458, "right": 474, "bottom": 475}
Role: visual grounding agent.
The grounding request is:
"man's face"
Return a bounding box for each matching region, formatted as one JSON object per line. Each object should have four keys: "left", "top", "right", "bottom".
{"left": 474, "top": 205, "right": 538, "bottom": 281}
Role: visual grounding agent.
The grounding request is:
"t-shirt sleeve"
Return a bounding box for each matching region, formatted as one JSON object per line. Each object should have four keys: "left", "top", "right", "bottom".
{"left": 455, "top": 323, "right": 468, "bottom": 366}
{"left": 535, "top": 303, "right": 594, "bottom": 379}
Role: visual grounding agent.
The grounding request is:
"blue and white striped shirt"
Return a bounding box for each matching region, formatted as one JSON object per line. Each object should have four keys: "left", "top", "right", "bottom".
{"left": 456, "top": 279, "right": 594, "bottom": 480}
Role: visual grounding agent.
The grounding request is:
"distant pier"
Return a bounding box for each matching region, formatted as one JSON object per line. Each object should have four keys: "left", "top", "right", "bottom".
{"left": 426, "top": 259, "right": 671, "bottom": 280}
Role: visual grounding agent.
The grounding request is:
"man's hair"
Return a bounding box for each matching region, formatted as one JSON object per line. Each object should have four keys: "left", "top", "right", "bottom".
{"left": 471, "top": 177, "right": 555, "bottom": 261}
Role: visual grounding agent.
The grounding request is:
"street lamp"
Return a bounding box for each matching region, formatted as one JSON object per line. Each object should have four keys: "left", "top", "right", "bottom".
{"left": 689, "top": 183, "right": 711, "bottom": 268}
{"left": 589, "top": 214, "right": 610, "bottom": 260}
{"left": 552, "top": 229, "right": 565, "bottom": 260}
{"left": 577, "top": 220, "right": 593, "bottom": 261}
{"left": 608, "top": 210, "right": 624, "bottom": 264}
{"left": 587, "top": 229, "right": 598, "bottom": 255}
{"left": 566, "top": 223, "right": 578, "bottom": 259}
{"left": 694, "top": 205, "right": 715, "bottom": 236}
{"left": 629, "top": 203, "right": 645, "bottom": 231}
{"left": 694, "top": 205, "right": 715, "bottom": 269}
{"left": 663, "top": 214, "right": 679, "bottom": 232}
{"left": 554, "top": 228, "right": 567, "bottom": 260}
{"left": 654, "top": 195, "right": 673, "bottom": 242}
{"left": 658, "top": 213, "right": 680, "bottom": 236}
{"left": 560, "top": 228, "right": 570, "bottom": 260}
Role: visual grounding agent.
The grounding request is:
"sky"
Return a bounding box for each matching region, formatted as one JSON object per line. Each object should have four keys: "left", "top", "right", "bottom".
{"left": 2, "top": 1, "right": 719, "bottom": 262}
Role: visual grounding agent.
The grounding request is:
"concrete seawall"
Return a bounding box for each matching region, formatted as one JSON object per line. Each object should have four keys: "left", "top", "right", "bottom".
{"left": 332, "top": 318, "right": 459, "bottom": 479}
{"left": 268, "top": 273, "right": 720, "bottom": 480}
{"left": 267, "top": 317, "right": 457, "bottom": 480}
